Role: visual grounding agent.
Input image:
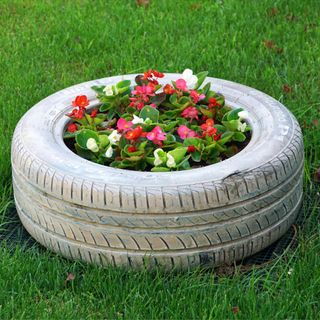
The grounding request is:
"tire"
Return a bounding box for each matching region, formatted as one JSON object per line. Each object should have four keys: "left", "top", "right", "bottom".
{"left": 11, "top": 74, "right": 304, "bottom": 270}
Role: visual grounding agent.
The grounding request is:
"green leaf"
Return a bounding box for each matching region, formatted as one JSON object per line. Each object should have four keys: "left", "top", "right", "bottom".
{"left": 194, "top": 71, "right": 208, "bottom": 89}
{"left": 63, "top": 131, "right": 76, "bottom": 139}
{"left": 222, "top": 120, "right": 240, "bottom": 131}
{"left": 91, "top": 85, "right": 105, "bottom": 95}
{"left": 116, "top": 80, "right": 131, "bottom": 89}
{"left": 201, "top": 82, "right": 211, "bottom": 95}
{"left": 75, "top": 143, "right": 96, "bottom": 160}
{"left": 214, "top": 124, "right": 227, "bottom": 134}
{"left": 151, "top": 92, "right": 166, "bottom": 106}
{"left": 75, "top": 129, "right": 99, "bottom": 149}
{"left": 168, "top": 147, "right": 187, "bottom": 164}
{"left": 232, "top": 132, "right": 247, "bottom": 142}
{"left": 191, "top": 150, "right": 201, "bottom": 162}
{"left": 199, "top": 106, "right": 213, "bottom": 117}
{"left": 98, "top": 134, "right": 109, "bottom": 148}
{"left": 227, "top": 108, "right": 244, "bottom": 121}
{"left": 183, "top": 137, "right": 203, "bottom": 148}
{"left": 100, "top": 102, "right": 112, "bottom": 112}
{"left": 151, "top": 167, "right": 170, "bottom": 172}
{"left": 139, "top": 106, "right": 159, "bottom": 122}
{"left": 218, "top": 131, "right": 234, "bottom": 145}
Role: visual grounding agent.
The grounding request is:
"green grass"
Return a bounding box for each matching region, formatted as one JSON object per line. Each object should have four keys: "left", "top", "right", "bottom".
{"left": 0, "top": 0, "right": 319, "bottom": 318}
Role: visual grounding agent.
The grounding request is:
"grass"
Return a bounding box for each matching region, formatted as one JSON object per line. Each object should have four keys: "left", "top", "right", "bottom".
{"left": 0, "top": 0, "right": 319, "bottom": 318}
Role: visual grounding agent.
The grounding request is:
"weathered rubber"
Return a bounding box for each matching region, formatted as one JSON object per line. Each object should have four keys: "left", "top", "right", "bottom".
{"left": 11, "top": 74, "right": 304, "bottom": 270}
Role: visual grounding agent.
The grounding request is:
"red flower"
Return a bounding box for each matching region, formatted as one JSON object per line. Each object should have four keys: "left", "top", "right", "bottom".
{"left": 90, "top": 109, "right": 98, "bottom": 118}
{"left": 214, "top": 133, "right": 222, "bottom": 141}
{"left": 67, "top": 123, "right": 78, "bottom": 133}
{"left": 127, "top": 146, "right": 138, "bottom": 153}
{"left": 163, "top": 84, "right": 175, "bottom": 95}
{"left": 125, "top": 126, "right": 143, "bottom": 140}
{"left": 142, "top": 69, "right": 164, "bottom": 85}
{"left": 190, "top": 90, "right": 205, "bottom": 104}
{"left": 72, "top": 95, "right": 90, "bottom": 109}
{"left": 67, "top": 107, "right": 85, "bottom": 119}
{"left": 200, "top": 119, "right": 217, "bottom": 137}
{"left": 130, "top": 83, "right": 156, "bottom": 110}
{"left": 208, "top": 97, "right": 221, "bottom": 108}
{"left": 187, "top": 145, "right": 196, "bottom": 153}
{"left": 181, "top": 106, "right": 199, "bottom": 121}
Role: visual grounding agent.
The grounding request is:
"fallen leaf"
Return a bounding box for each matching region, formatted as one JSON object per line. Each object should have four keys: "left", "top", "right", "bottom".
{"left": 314, "top": 168, "right": 320, "bottom": 183}
{"left": 136, "top": 0, "right": 150, "bottom": 7}
{"left": 263, "top": 40, "right": 275, "bottom": 49}
{"left": 304, "top": 23, "right": 317, "bottom": 32}
{"left": 263, "top": 40, "right": 283, "bottom": 54}
{"left": 267, "top": 7, "right": 279, "bottom": 17}
{"left": 232, "top": 306, "right": 240, "bottom": 314}
{"left": 190, "top": 3, "right": 201, "bottom": 10}
{"left": 64, "top": 272, "right": 75, "bottom": 286}
{"left": 283, "top": 84, "right": 293, "bottom": 94}
{"left": 313, "top": 119, "right": 319, "bottom": 127}
{"left": 286, "top": 14, "right": 298, "bottom": 22}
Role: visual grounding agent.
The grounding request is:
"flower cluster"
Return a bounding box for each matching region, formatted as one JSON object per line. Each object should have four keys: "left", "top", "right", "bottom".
{"left": 64, "top": 69, "right": 251, "bottom": 171}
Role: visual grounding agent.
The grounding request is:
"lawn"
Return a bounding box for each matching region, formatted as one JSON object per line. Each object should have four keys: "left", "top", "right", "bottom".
{"left": 0, "top": 0, "right": 319, "bottom": 318}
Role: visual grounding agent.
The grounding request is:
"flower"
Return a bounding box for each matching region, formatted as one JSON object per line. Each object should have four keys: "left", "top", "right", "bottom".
{"left": 238, "top": 122, "right": 247, "bottom": 132}
{"left": 130, "top": 83, "right": 156, "bottom": 110}
{"left": 146, "top": 126, "right": 167, "bottom": 146}
{"left": 208, "top": 97, "right": 221, "bottom": 108}
{"left": 163, "top": 84, "right": 175, "bottom": 95}
{"left": 181, "top": 106, "right": 199, "bottom": 121}
{"left": 187, "top": 145, "right": 196, "bottom": 153}
{"left": 166, "top": 153, "right": 176, "bottom": 168}
{"left": 67, "top": 107, "right": 85, "bottom": 119}
{"left": 190, "top": 90, "right": 205, "bottom": 104}
{"left": 90, "top": 109, "right": 98, "bottom": 118}
{"left": 200, "top": 119, "right": 217, "bottom": 137}
{"left": 72, "top": 95, "right": 89, "bottom": 108}
{"left": 154, "top": 148, "right": 165, "bottom": 166}
{"left": 125, "top": 126, "right": 143, "bottom": 140}
{"left": 142, "top": 69, "right": 164, "bottom": 85}
{"left": 127, "top": 146, "right": 137, "bottom": 153}
{"left": 103, "top": 85, "right": 114, "bottom": 96}
{"left": 86, "top": 138, "right": 99, "bottom": 152}
{"left": 105, "top": 146, "right": 113, "bottom": 158}
{"left": 177, "top": 125, "right": 197, "bottom": 139}
{"left": 175, "top": 79, "right": 188, "bottom": 92}
{"left": 108, "top": 130, "right": 121, "bottom": 145}
{"left": 181, "top": 69, "right": 198, "bottom": 89}
{"left": 67, "top": 123, "right": 77, "bottom": 133}
{"left": 238, "top": 111, "right": 249, "bottom": 120}
{"left": 117, "top": 118, "right": 133, "bottom": 132}
{"left": 132, "top": 115, "right": 145, "bottom": 124}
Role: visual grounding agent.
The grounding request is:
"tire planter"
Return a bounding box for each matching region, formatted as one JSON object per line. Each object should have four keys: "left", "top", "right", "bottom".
{"left": 11, "top": 74, "right": 304, "bottom": 270}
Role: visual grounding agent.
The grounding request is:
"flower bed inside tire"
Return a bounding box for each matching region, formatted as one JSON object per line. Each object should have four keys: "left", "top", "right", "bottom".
{"left": 11, "top": 73, "right": 304, "bottom": 271}
{"left": 63, "top": 69, "right": 252, "bottom": 172}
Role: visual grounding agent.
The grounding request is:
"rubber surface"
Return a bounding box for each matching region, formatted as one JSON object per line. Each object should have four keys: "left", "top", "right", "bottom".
{"left": 11, "top": 74, "right": 304, "bottom": 270}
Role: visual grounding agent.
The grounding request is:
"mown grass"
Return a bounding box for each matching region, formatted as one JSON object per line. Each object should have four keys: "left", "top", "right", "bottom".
{"left": 0, "top": 0, "right": 319, "bottom": 318}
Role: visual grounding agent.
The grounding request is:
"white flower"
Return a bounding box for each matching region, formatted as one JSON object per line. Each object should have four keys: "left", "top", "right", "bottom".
{"left": 105, "top": 146, "right": 113, "bottom": 158}
{"left": 86, "top": 138, "right": 99, "bottom": 152}
{"left": 238, "top": 121, "right": 247, "bottom": 132}
{"left": 154, "top": 148, "right": 164, "bottom": 166}
{"left": 166, "top": 153, "right": 176, "bottom": 168}
{"left": 182, "top": 69, "right": 198, "bottom": 89}
{"left": 238, "top": 111, "right": 249, "bottom": 121}
{"left": 103, "top": 85, "right": 113, "bottom": 96}
{"left": 132, "top": 115, "right": 145, "bottom": 125}
{"left": 108, "top": 130, "right": 121, "bottom": 145}
{"left": 287, "top": 268, "right": 293, "bottom": 276}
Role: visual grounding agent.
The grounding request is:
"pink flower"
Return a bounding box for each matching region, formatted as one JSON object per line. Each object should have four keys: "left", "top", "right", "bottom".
{"left": 176, "top": 79, "right": 188, "bottom": 92}
{"left": 130, "top": 83, "right": 156, "bottom": 110}
{"left": 177, "top": 125, "right": 197, "bottom": 139}
{"left": 190, "top": 90, "right": 205, "bottom": 104}
{"left": 181, "top": 106, "right": 199, "bottom": 121}
{"left": 146, "top": 126, "right": 167, "bottom": 146}
{"left": 117, "top": 118, "right": 133, "bottom": 132}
